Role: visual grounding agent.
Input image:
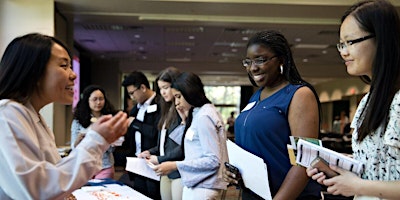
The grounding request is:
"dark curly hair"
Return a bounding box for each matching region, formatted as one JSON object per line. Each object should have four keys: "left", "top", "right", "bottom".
{"left": 73, "top": 85, "right": 117, "bottom": 128}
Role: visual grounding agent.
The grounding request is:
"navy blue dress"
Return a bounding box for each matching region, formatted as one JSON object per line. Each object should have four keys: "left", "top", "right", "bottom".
{"left": 235, "top": 84, "right": 320, "bottom": 199}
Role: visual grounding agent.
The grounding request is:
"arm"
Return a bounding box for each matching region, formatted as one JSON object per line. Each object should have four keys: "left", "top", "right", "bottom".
{"left": 175, "top": 114, "right": 221, "bottom": 186}
{"left": 274, "top": 86, "right": 320, "bottom": 200}
{"left": 0, "top": 103, "right": 108, "bottom": 199}
{"left": 177, "top": 115, "right": 220, "bottom": 172}
{"left": 0, "top": 103, "right": 128, "bottom": 200}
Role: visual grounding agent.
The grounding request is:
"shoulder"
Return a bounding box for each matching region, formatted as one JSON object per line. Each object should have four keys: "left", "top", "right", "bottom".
{"left": 0, "top": 99, "right": 30, "bottom": 116}
{"left": 196, "top": 104, "right": 224, "bottom": 126}
{"left": 292, "top": 85, "right": 317, "bottom": 103}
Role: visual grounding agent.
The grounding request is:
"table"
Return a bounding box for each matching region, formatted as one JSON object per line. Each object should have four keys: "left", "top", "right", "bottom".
{"left": 71, "top": 179, "right": 152, "bottom": 200}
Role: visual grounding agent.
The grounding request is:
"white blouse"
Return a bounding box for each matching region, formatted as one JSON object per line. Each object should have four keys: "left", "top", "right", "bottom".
{"left": 351, "top": 91, "right": 400, "bottom": 181}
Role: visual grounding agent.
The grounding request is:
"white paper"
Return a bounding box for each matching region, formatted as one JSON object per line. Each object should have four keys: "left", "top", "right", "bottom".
{"left": 125, "top": 157, "right": 161, "bottom": 181}
{"left": 226, "top": 140, "right": 272, "bottom": 200}
{"left": 72, "top": 184, "right": 152, "bottom": 200}
{"left": 295, "top": 139, "right": 364, "bottom": 176}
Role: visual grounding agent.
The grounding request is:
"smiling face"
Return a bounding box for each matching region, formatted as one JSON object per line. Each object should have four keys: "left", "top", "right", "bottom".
{"left": 245, "top": 44, "right": 281, "bottom": 87}
{"left": 33, "top": 43, "right": 76, "bottom": 108}
{"left": 157, "top": 80, "right": 173, "bottom": 102}
{"left": 171, "top": 88, "right": 191, "bottom": 114}
{"left": 339, "top": 15, "right": 376, "bottom": 78}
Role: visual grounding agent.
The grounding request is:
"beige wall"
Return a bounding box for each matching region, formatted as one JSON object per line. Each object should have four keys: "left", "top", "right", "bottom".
{"left": 314, "top": 77, "right": 370, "bottom": 132}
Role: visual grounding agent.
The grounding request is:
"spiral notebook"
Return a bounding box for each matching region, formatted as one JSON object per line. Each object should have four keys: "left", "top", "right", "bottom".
{"left": 295, "top": 139, "right": 364, "bottom": 176}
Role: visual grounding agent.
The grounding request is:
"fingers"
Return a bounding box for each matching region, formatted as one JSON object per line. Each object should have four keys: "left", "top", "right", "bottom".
{"left": 222, "top": 168, "right": 238, "bottom": 184}
{"left": 306, "top": 167, "right": 318, "bottom": 177}
{"left": 93, "top": 111, "right": 129, "bottom": 144}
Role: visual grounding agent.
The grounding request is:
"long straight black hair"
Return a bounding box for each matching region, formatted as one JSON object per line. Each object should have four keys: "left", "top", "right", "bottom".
{"left": 154, "top": 67, "right": 181, "bottom": 130}
{"left": 171, "top": 72, "right": 211, "bottom": 137}
{"left": 0, "top": 33, "right": 71, "bottom": 103}
{"left": 342, "top": 0, "right": 400, "bottom": 141}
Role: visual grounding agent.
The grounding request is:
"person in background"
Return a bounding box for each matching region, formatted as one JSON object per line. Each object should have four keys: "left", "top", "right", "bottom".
{"left": 71, "top": 85, "right": 119, "bottom": 179}
{"left": 138, "top": 67, "right": 184, "bottom": 200}
{"left": 226, "top": 111, "right": 236, "bottom": 135}
{"left": 0, "top": 33, "right": 128, "bottom": 199}
{"left": 122, "top": 71, "right": 162, "bottom": 200}
{"left": 223, "top": 30, "right": 321, "bottom": 200}
{"left": 153, "top": 72, "right": 228, "bottom": 200}
{"left": 339, "top": 110, "right": 350, "bottom": 134}
{"left": 332, "top": 115, "right": 341, "bottom": 133}
{"left": 307, "top": 0, "right": 400, "bottom": 199}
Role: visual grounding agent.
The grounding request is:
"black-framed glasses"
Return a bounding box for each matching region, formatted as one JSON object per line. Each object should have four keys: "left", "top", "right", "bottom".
{"left": 242, "top": 55, "right": 277, "bottom": 68}
{"left": 336, "top": 35, "right": 375, "bottom": 52}
{"left": 128, "top": 88, "right": 140, "bottom": 96}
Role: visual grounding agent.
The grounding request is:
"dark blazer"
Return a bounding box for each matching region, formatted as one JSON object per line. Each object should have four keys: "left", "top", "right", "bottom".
{"left": 148, "top": 118, "right": 185, "bottom": 179}
{"left": 125, "top": 94, "right": 162, "bottom": 157}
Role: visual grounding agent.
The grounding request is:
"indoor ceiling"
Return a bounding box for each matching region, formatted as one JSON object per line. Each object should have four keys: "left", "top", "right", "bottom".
{"left": 55, "top": 0, "right": 400, "bottom": 85}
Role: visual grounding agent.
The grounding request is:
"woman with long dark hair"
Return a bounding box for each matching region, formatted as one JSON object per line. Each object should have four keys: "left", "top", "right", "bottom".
{"left": 152, "top": 72, "right": 228, "bottom": 199}
{"left": 137, "top": 67, "right": 185, "bottom": 200}
{"left": 0, "top": 33, "right": 128, "bottom": 199}
{"left": 71, "top": 85, "right": 118, "bottom": 179}
{"left": 307, "top": 0, "right": 400, "bottom": 199}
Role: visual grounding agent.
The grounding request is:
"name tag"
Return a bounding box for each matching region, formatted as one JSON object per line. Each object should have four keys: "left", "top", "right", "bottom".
{"left": 147, "top": 104, "right": 157, "bottom": 113}
{"left": 185, "top": 128, "right": 195, "bottom": 141}
{"left": 242, "top": 101, "right": 256, "bottom": 112}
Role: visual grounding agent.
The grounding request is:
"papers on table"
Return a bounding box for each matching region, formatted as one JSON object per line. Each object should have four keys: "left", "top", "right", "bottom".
{"left": 72, "top": 183, "right": 152, "bottom": 200}
{"left": 226, "top": 140, "right": 272, "bottom": 200}
{"left": 295, "top": 139, "right": 364, "bottom": 176}
{"left": 125, "top": 157, "right": 161, "bottom": 181}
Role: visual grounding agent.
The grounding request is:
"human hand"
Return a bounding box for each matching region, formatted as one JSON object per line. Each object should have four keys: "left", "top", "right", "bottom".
{"left": 153, "top": 161, "right": 177, "bottom": 176}
{"left": 147, "top": 155, "right": 159, "bottom": 165}
{"left": 223, "top": 163, "right": 242, "bottom": 187}
{"left": 306, "top": 166, "right": 328, "bottom": 185}
{"left": 91, "top": 111, "right": 129, "bottom": 144}
{"left": 323, "top": 165, "right": 362, "bottom": 197}
{"left": 138, "top": 150, "right": 151, "bottom": 159}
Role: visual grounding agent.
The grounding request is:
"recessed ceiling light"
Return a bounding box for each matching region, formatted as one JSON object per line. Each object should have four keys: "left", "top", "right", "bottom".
{"left": 188, "top": 35, "right": 195, "bottom": 40}
{"left": 295, "top": 38, "right": 302, "bottom": 42}
{"left": 242, "top": 37, "right": 249, "bottom": 41}
{"left": 322, "top": 50, "right": 328, "bottom": 54}
{"left": 134, "top": 34, "right": 140, "bottom": 38}
{"left": 303, "top": 58, "right": 309, "bottom": 62}
{"left": 186, "top": 48, "right": 191, "bottom": 51}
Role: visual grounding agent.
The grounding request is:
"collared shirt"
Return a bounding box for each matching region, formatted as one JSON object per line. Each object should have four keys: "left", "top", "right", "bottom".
{"left": 135, "top": 92, "right": 156, "bottom": 156}
{"left": 0, "top": 99, "right": 109, "bottom": 200}
{"left": 176, "top": 103, "right": 228, "bottom": 190}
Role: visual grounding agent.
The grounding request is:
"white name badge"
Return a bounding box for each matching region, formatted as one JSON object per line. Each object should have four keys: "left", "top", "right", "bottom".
{"left": 147, "top": 104, "right": 157, "bottom": 113}
{"left": 185, "top": 128, "right": 195, "bottom": 141}
{"left": 241, "top": 101, "right": 256, "bottom": 112}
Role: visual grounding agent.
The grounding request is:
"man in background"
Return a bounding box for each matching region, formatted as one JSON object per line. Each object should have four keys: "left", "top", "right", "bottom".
{"left": 122, "top": 71, "right": 162, "bottom": 200}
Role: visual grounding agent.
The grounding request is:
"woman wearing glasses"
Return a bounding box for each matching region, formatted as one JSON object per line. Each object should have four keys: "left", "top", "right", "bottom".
{"left": 224, "top": 30, "right": 321, "bottom": 199}
{"left": 71, "top": 85, "right": 119, "bottom": 179}
{"left": 307, "top": 0, "right": 400, "bottom": 199}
